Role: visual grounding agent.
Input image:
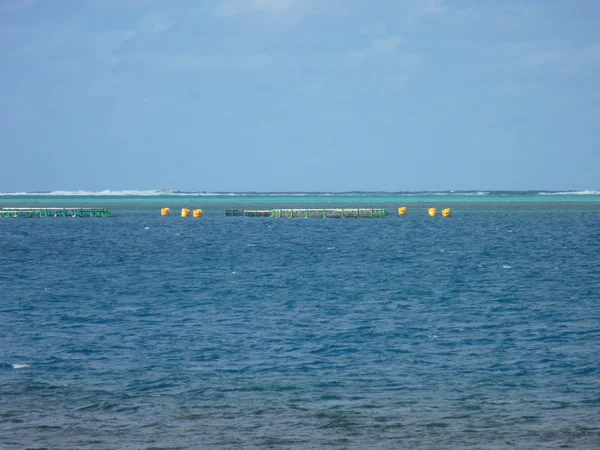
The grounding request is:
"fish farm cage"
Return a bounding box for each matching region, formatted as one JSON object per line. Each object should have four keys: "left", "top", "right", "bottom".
{"left": 225, "top": 208, "right": 389, "bottom": 218}
{"left": 0, "top": 208, "right": 111, "bottom": 218}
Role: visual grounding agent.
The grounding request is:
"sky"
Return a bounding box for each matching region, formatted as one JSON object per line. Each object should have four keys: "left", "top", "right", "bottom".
{"left": 1, "top": 0, "right": 599, "bottom": 192}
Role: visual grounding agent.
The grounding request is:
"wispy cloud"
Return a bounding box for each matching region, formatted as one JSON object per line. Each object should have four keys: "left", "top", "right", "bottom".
{"left": 448, "top": 3, "right": 544, "bottom": 29}
{"left": 134, "top": 51, "right": 299, "bottom": 72}
{"left": 215, "top": 0, "right": 307, "bottom": 18}
{"left": 0, "top": 0, "right": 38, "bottom": 15}
{"left": 582, "top": 44, "right": 600, "bottom": 61}
{"left": 343, "top": 1, "right": 446, "bottom": 81}
{"left": 343, "top": 33, "right": 423, "bottom": 90}
{"left": 83, "top": 0, "right": 173, "bottom": 12}
{"left": 400, "top": 0, "right": 446, "bottom": 26}
{"left": 414, "top": 0, "right": 446, "bottom": 17}
{"left": 138, "top": 10, "right": 175, "bottom": 33}
{"left": 527, "top": 44, "right": 600, "bottom": 74}
{"left": 528, "top": 51, "right": 561, "bottom": 70}
{"left": 345, "top": 35, "right": 406, "bottom": 64}
{"left": 360, "top": 23, "right": 387, "bottom": 37}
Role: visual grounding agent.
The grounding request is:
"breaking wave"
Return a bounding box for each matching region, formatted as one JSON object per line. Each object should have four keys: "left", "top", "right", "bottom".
{"left": 0, "top": 190, "right": 237, "bottom": 196}
{"left": 538, "top": 190, "right": 600, "bottom": 196}
{"left": 0, "top": 190, "right": 598, "bottom": 197}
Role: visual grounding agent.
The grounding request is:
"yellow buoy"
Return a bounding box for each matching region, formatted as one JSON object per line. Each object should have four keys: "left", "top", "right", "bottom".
{"left": 161, "top": 208, "right": 170, "bottom": 216}
{"left": 181, "top": 208, "right": 190, "bottom": 217}
{"left": 442, "top": 208, "right": 452, "bottom": 217}
{"left": 193, "top": 209, "right": 202, "bottom": 218}
{"left": 428, "top": 207, "right": 437, "bottom": 217}
{"left": 398, "top": 207, "right": 407, "bottom": 216}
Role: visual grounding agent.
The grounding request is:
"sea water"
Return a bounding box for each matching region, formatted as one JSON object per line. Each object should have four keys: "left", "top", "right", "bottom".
{"left": 1, "top": 192, "right": 599, "bottom": 449}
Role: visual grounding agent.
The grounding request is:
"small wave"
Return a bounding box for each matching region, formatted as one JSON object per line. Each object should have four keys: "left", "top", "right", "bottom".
{"left": 0, "top": 190, "right": 177, "bottom": 196}
{"left": 0, "top": 190, "right": 498, "bottom": 197}
{"left": 12, "top": 363, "right": 31, "bottom": 369}
{"left": 3, "top": 189, "right": 596, "bottom": 197}
{"left": 0, "top": 190, "right": 324, "bottom": 197}
{"left": 0, "top": 190, "right": 240, "bottom": 196}
{"left": 428, "top": 191, "right": 489, "bottom": 196}
{"left": 538, "top": 190, "right": 600, "bottom": 196}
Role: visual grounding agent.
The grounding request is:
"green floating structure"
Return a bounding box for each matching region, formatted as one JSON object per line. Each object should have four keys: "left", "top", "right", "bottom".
{"left": 225, "top": 208, "right": 388, "bottom": 218}
{"left": 1, "top": 208, "right": 111, "bottom": 218}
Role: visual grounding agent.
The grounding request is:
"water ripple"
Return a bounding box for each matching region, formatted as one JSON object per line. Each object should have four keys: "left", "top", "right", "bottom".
{"left": 1, "top": 211, "right": 599, "bottom": 448}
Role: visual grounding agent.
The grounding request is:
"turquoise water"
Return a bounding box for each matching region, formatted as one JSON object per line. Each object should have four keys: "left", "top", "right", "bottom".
{"left": 1, "top": 192, "right": 600, "bottom": 449}
{"left": 1, "top": 191, "right": 600, "bottom": 213}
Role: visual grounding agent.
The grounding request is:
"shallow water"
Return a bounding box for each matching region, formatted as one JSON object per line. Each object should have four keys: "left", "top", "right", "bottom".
{"left": 1, "top": 201, "right": 600, "bottom": 449}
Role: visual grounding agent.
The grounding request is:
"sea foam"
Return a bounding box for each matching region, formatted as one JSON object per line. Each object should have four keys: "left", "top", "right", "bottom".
{"left": 11, "top": 363, "right": 31, "bottom": 369}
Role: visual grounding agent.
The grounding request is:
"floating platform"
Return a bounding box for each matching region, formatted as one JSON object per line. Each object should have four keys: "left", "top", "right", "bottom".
{"left": 225, "top": 208, "right": 388, "bottom": 218}
{"left": 1, "top": 208, "right": 111, "bottom": 218}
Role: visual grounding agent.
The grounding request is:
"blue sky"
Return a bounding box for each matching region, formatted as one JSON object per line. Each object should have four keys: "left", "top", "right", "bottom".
{"left": 1, "top": 0, "right": 599, "bottom": 192}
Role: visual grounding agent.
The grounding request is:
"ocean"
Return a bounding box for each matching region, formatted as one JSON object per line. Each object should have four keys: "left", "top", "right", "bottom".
{"left": 1, "top": 191, "right": 599, "bottom": 449}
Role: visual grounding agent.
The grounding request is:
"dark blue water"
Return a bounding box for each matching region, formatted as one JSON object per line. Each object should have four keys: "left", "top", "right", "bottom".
{"left": 1, "top": 210, "right": 600, "bottom": 449}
